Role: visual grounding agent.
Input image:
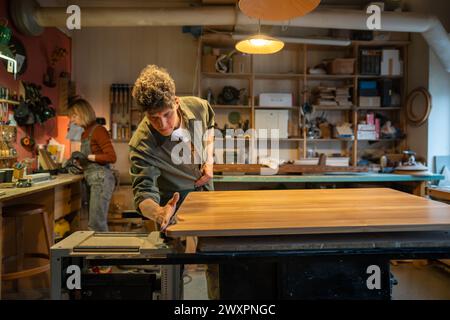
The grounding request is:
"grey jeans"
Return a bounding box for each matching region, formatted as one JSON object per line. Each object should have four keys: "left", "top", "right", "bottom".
{"left": 84, "top": 167, "right": 116, "bottom": 232}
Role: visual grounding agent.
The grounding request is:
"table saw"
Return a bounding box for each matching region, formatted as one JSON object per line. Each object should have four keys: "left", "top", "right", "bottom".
{"left": 51, "top": 188, "right": 450, "bottom": 300}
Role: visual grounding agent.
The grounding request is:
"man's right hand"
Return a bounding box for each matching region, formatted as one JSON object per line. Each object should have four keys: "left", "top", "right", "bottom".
{"left": 158, "top": 192, "right": 180, "bottom": 232}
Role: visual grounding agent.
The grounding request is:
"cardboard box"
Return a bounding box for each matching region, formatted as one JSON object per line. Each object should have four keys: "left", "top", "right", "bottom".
{"left": 359, "top": 96, "right": 381, "bottom": 107}
{"left": 334, "top": 123, "right": 354, "bottom": 139}
{"left": 232, "top": 54, "right": 251, "bottom": 74}
{"left": 201, "top": 54, "right": 217, "bottom": 73}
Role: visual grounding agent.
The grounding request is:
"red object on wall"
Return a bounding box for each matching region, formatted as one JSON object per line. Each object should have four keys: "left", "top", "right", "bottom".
{"left": 0, "top": 0, "right": 71, "bottom": 162}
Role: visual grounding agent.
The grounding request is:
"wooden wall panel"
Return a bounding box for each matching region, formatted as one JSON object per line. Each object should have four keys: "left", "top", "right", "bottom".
{"left": 72, "top": 27, "right": 198, "bottom": 129}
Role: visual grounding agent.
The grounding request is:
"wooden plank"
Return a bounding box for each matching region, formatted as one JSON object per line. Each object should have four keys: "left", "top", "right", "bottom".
{"left": 429, "top": 188, "right": 450, "bottom": 202}
{"left": 166, "top": 188, "right": 450, "bottom": 237}
{"left": 213, "top": 173, "right": 443, "bottom": 183}
{"left": 213, "top": 164, "right": 368, "bottom": 174}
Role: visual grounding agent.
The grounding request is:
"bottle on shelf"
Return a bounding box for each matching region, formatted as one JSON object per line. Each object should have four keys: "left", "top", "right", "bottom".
{"left": 112, "top": 122, "right": 118, "bottom": 140}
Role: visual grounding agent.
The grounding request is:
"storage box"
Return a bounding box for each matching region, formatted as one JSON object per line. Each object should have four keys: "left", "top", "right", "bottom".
{"left": 357, "top": 131, "right": 378, "bottom": 140}
{"left": 201, "top": 54, "right": 217, "bottom": 73}
{"left": 255, "top": 109, "right": 289, "bottom": 139}
{"left": 334, "top": 123, "right": 354, "bottom": 139}
{"left": 359, "top": 96, "right": 381, "bottom": 107}
{"left": 326, "top": 58, "right": 355, "bottom": 75}
{"left": 259, "top": 93, "right": 293, "bottom": 107}
{"left": 381, "top": 49, "right": 402, "bottom": 76}
{"left": 232, "top": 54, "right": 251, "bottom": 74}
{"left": 295, "top": 157, "right": 350, "bottom": 167}
{"left": 358, "top": 124, "right": 376, "bottom": 131}
{"left": 366, "top": 113, "right": 375, "bottom": 125}
{"left": 359, "top": 81, "right": 378, "bottom": 96}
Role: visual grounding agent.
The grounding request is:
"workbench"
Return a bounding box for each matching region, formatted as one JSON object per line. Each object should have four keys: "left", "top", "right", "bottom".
{"left": 214, "top": 173, "right": 443, "bottom": 197}
{"left": 50, "top": 188, "right": 450, "bottom": 300}
{"left": 167, "top": 188, "right": 450, "bottom": 299}
{"left": 1, "top": 174, "right": 83, "bottom": 299}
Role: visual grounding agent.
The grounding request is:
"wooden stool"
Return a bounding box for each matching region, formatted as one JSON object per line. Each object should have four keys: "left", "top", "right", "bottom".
{"left": 1, "top": 204, "right": 52, "bottom": 286}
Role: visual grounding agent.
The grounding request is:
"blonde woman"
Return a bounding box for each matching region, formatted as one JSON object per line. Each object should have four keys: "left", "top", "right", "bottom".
{"left": 68, "top": 98, "right": 117, "bottom": 232}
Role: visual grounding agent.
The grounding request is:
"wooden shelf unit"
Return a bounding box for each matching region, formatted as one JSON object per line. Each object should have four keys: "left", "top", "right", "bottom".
{"left": 197, "top": 35, "right": 410, "bottom": 166}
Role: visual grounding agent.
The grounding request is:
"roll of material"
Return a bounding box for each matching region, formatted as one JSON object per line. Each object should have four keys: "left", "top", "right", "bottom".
{"left": 112, "top": 122, "right": 118, "bottom": 140}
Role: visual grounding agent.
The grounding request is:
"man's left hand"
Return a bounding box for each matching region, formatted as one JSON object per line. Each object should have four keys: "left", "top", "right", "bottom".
{"left": 195, "top": 163, "right": 213, "bottom": 187}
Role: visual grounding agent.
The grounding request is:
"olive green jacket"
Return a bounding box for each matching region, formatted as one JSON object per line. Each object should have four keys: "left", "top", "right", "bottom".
{"left": 129, "top": 96, "right": 215, "bottom": 209}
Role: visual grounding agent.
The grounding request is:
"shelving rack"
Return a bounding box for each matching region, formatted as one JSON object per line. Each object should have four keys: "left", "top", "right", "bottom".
{"left": 197, "top": 33, "right": 409, "bottom": 166}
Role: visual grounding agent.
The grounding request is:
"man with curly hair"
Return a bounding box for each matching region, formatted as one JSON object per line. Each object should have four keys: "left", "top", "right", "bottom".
{"left": 129, "top": 65, "right": 218, "bottom": 299}
{"left": 130, "top": 64, "right": 215, "bottom": 228}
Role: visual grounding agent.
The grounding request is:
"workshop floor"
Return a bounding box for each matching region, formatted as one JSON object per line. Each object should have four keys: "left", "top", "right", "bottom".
{"left": 2, "top": 261, "right": 450, "bottom": 300}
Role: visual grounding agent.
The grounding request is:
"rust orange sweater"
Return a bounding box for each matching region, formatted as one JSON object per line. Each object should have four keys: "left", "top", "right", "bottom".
{"left": 82, "top": 123, "right": 117, "bottom": 165}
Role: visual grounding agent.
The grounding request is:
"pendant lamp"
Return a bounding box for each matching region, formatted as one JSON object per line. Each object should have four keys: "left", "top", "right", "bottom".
{"left": 235, "top": 20, "right": 284, "bottom": 55}
{"left": 239, "top": 0, "right": 321, "bottom": 21}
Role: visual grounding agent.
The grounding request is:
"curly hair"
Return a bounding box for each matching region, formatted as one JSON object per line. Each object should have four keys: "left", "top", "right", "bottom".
{"left": 132, "top": 65, "right": 176, "bottom": 113}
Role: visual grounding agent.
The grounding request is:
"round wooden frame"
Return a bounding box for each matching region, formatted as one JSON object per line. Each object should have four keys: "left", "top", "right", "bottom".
{"left": 406, "top": 87, "right": 432, "bottom": 127}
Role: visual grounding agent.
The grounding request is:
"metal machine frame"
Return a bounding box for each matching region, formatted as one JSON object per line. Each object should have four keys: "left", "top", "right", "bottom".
{"left": 51, "top": 230, "right": 450, "bottom": 300}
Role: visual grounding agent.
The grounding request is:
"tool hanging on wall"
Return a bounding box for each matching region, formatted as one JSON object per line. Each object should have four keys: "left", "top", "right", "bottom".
{"left": 110, "top": 83, "right": 135, "bottom": 141}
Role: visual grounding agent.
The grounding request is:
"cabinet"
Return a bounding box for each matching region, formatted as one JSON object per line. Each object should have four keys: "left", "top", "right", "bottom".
{"left": 197, "top": 34, "right": 409, "bottom": 166}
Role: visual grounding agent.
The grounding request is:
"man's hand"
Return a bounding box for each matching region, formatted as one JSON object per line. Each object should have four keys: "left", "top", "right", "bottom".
{"left": 195, "top": 163, "right": 213, "bottom": 188}
{"left": 87, "top": 154, "right": 96, "bottom": 162}
{"left": 158, "top": 192, "right": 180, "bottom": 232}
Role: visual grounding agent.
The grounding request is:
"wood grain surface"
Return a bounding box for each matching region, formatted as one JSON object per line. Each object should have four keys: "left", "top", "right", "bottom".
{"left": 213, "top": 164, "right": 368, "bottom": 174}
{"left": 166, "top": 188, "right": 450, "bottom": 237}
{"left": 0, "top": 174, "right": 83, "bottom": 202}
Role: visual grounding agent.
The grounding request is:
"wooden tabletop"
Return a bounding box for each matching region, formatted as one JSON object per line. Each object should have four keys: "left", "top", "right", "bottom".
{"left": 166, "top": 188, "right": 450, "bottom": 237}
{"left": 0, "top": 174, "right": 83, "bottom": 202}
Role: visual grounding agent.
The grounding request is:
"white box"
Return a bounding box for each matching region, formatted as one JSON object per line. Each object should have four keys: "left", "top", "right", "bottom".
{"left": 357, "top": 131, "right": 377, "bottom": 140}
{"left": 259, "top": 93, "right": 293, "bottom": 107}
{"left": 359, "top": 96, "right": 381, "bottom": 107}
{"left": 255, "top": 110, "right": 289, "bottom": 139}
{"left": 358, "top": 124, "right": 376, "bottom": 131}
{"left": 381, "top": 49, "right": 402, "bottom": 76}
{"left": 295, "top": 157, "right": 350, "bottom": 167}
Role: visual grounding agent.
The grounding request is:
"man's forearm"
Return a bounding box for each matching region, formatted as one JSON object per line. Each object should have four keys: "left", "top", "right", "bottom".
{"left": 205, "top": 131, "right": 214, "bottom": 165}
{"left": 138, "top": 198, "right": 163, "bottom": 222}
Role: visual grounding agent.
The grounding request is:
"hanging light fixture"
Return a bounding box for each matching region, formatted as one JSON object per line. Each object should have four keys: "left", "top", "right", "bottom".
{"left": 235, "top": 20, "right": 284, "bottom": 55}
{"left": 239, "top": 0, "right": 321, "bottom": 21}
{"left": 235, "top": 34, "right": 284, "bottom": 55}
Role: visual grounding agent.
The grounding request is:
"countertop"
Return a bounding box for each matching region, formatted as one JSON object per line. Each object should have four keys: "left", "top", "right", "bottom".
{"left": 0, "top": 174, "right": 83, "bottom": 202}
